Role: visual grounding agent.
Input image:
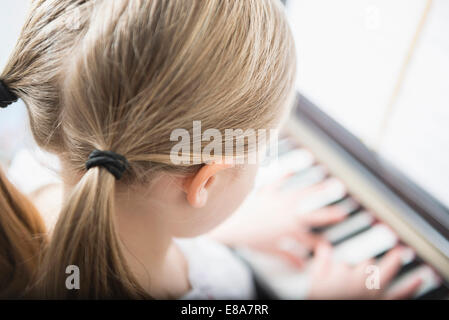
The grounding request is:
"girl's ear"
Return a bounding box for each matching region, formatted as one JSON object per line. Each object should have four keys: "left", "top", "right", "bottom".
{"left": 183, "top": 163, "right": 232, "bottom": 208}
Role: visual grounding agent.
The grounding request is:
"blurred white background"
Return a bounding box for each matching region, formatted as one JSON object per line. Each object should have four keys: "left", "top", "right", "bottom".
{"left": 0, "top": 1, "right": 30, "bottom": 163}
{"left": 286, "top": 0, "right": 449, "bottom": 207}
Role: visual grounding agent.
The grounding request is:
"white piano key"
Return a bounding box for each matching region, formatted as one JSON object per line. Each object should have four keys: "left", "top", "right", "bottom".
{"left": 282, "top": 165, "right": 327, "bottom": 191}
{"left": 277, "top": 138, "right": 297, "bottom": 155}
{"left": 256, "top": 149, "right": 314, "bottom": 188}
{"left": 297, "top": 178, "right": 346, "bottom": 214}
{"left": 388, "top": 265, "right": 441, "bottom": 299}
{"left": 333, "top": 197, "right": 360, "bottom": 215}
{"left": 277, "top": 149, "right": 315, "bottom": 174}
{"left": 400, "top": 247, "right": 415, "bottom": 265}
{"left": 413, "top": 266, "right": 442, "bottom": 298}
{"left": 333, "top": 224, "right": 398, "bottom": 264}
{"left": 322, "top": 210, "right": 375, "bottom": 243}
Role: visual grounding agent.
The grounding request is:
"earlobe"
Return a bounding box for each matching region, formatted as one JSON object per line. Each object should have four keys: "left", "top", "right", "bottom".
{"left": 183, "top": 163, "right": 231, "bottom": 208}
{"left": 194, "top": 187, "right": 208, "bottom": 208}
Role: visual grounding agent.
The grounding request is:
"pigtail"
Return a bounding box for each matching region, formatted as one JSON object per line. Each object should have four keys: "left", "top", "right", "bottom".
{"left": 0, "top": 168, "right": 47, "bottom": 298}
{"left": 0, "top": 0, "right": 93, "bottom": 298}
{"left": 37, "top": 167, "right": 148, "bottom": 299}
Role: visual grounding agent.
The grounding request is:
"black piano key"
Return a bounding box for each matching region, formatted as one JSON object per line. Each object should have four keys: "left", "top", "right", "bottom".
{"left": 330, "top": 224, "right": 372, "bottom": 246}
{"left": 374, "top": 248, "right": 420, "bottom": 279}
{"left": 290, "top": 225, "right": 392, "bottom": 262}
{"left": 332, "top": 224, "right": 398, "bottom": 264}
{"left": 312, "top": 208, "right": 373, "bottom": 244}
{"left": 396, "top": 260, "right": 422, "bottom": 279}
{"left": 416, "top": 284, "right": 449, "bottom": 300}
{"left": 333, "top": 196, "right": 361, "bottom": 216}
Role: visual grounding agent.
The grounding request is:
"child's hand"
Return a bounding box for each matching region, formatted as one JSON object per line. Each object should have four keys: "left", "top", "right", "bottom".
{"left": 241, "top": 205, "right": 346, "bottom": 268}
{"left": 308, "top": 243, "right": 423, "bottom": 299}
{"left": 208, "top": 177, "right": 346, "bottom": 267}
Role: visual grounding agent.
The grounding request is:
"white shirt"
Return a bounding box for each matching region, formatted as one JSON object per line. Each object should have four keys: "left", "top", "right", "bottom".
{"left": 176, "top": 237, "right": 256, "bottom": 300}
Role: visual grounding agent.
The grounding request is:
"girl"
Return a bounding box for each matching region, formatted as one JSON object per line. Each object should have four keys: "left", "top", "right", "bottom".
{"left": 0, "top": 0, "right": 420, "bottom": 299}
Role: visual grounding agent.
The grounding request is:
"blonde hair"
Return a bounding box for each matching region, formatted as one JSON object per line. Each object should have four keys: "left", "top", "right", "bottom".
{"left": 0, "top": 0, "right": 296, "bottom": 298}
{"left": 0, "top": 168, "right": 46, "bottom": 298}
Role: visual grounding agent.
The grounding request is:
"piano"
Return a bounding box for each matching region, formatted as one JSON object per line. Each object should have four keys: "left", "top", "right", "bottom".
{"left": 235, "top": 93, "right": 449, "bottom": 300}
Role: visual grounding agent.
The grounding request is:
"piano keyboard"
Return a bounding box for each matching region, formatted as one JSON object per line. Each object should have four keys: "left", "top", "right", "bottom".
{"left": 237, "top": 137, "right": 449, "bottom": 300}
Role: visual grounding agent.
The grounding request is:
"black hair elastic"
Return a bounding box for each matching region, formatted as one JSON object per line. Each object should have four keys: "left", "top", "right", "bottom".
{"left": 85, "top": 150, "right": 130, "bottom": 180}
{"left": 0, "top": 79, "right": 18, "bottom": 108}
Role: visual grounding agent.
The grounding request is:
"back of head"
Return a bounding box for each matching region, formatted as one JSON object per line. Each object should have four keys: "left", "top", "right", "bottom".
{"left": 0, "top": 0, "right": 296, "bottom": 298}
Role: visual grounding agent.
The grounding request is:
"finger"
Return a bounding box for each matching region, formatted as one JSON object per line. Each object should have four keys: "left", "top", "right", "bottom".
{"left": 259, "top": 176, "right": 288, "bottom": 194}
{"left": 378, "top": 247, "right": 403, "bottom": 288}
{"left": 250, "top": 239, "right": 306, "bottom": 268}
{"left": 275, "top": 249, "right": 306, "bottom": 269}
{"left": 312, "top": 241, "right": 333, "bottom": 274}
{"left": 299, "top": 207, "right": 347, "bottom": 227}
{"left": 355, "top": 258, "right": 376, "bottom": 274}
{"left": 276, "top": 237, "right": 310, "bottom": 261}
{"left": 385, "top": 276, "right": 422, "bottom": 300}
{"left": 283, "top": 179, "right": 330, "bottom": 204}
{"left": 291, "top": 231, "right": 325, "bottom": 250}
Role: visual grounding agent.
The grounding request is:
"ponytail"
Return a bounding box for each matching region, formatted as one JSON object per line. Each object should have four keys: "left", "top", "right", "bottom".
{"left": 0, "top": 168, "right": 46, "bottom": 298}
{"left": 37, "top": 166, "right": 148, "bottom": 299}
